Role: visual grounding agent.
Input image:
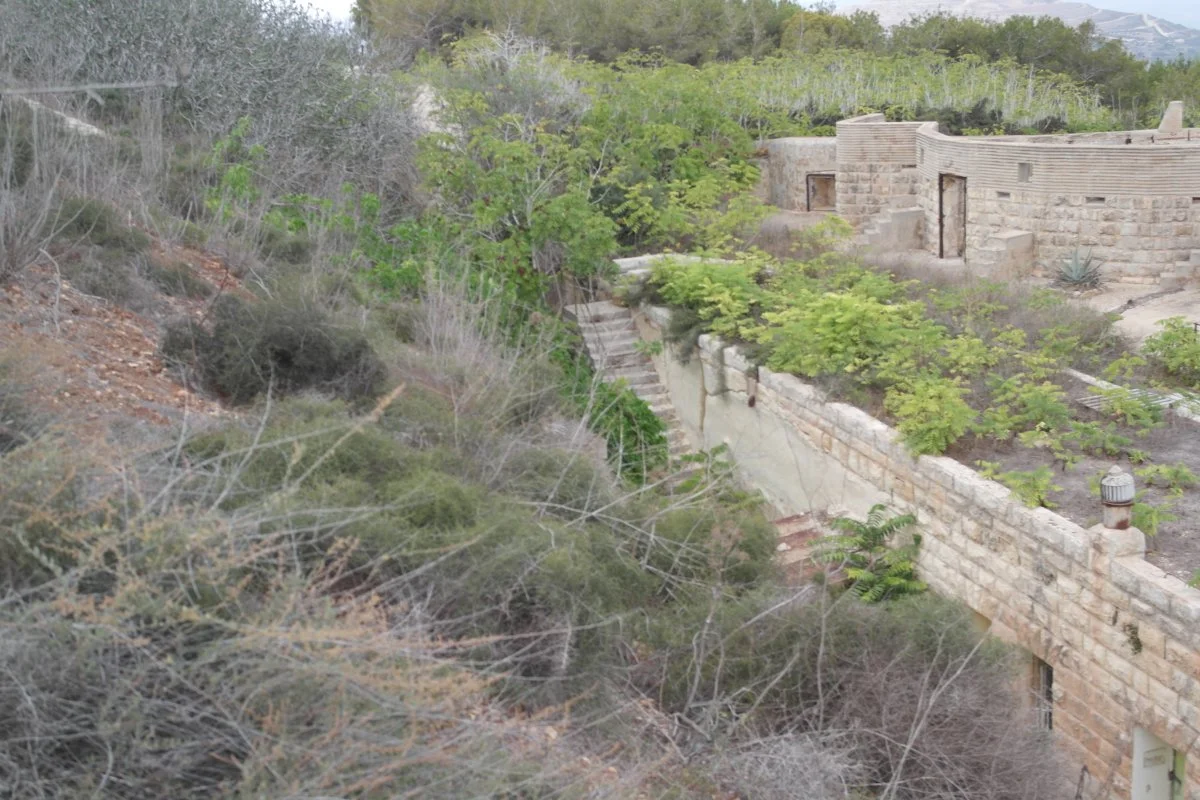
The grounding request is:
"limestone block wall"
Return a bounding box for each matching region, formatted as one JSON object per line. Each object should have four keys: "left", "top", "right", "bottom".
{"left": 835, "top": 115, "right": 925, "bottom": 230}
{"left": 765, "top": 137, "right": 836, "bottom": 211}
{"left": 635, "top": 305, "right": 1200, "bottom": 799}
{"left": 916, "top": 123, "right": 1200, "bottom": 282}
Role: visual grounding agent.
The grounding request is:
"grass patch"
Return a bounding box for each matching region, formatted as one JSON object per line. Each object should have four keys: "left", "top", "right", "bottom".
{"left": 144, "top": 257, "right": 214, "bottom": 298}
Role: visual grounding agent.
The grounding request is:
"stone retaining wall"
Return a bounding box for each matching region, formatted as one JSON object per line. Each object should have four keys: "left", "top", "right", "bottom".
{"left": 636, "top": 304, "right": 1200, "bottom": 799}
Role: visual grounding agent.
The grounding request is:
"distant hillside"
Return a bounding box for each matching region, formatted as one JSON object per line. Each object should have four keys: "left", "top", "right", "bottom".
{"left": 844, "top": 0, "right": 1200, "bottom": 61}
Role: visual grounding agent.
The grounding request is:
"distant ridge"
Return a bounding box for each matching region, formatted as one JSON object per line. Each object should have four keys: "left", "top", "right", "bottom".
{"left": 843, "top": 0, "right": 1200, "bottom": 61}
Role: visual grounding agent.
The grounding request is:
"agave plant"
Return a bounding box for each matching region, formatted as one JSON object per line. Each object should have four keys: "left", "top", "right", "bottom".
{"left": 1052, "top": 248, "right": 1105, "bottom": 290}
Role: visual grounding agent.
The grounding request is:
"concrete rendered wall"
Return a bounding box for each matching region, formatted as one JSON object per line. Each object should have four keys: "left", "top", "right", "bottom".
{"left": 765, "top": 137, "right": 837, "bottom": 211}
{"left": 636, "top": 305, "right": 1200, "bottom": 800}
{"left": 914, "top": 123, "right": 1200, "bottom": 282}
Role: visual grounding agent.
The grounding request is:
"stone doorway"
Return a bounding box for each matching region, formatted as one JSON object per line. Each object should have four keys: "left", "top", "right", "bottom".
{"left": 806, "top": 173, "right": 836, "bottom": 212}
{"left": 939, "top": 174, "right": 967, "bottom": 258}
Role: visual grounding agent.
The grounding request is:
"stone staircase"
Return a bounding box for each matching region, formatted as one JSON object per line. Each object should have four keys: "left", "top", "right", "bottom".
{"left": 773, "top": 512, "right": 833, "bottom": 582}
{"left": 565, "top": 300, "right": 692, "bottom": 461}
{"left": 861, "top": 197, "right": 924, "bottom": 252}
{"left": 1160, "top": 250, "right": 1200, "bottom": 290}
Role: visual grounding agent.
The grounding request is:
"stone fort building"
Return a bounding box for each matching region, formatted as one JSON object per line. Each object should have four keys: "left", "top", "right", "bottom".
{"left": 767, "top": 102, "right": 1200, "bottom": 285}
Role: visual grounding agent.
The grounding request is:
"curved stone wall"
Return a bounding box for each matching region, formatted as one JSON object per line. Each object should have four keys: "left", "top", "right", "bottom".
{"left": 834, "top": 114, "right": 925, "bottom": 230}
{"left": 914, "top": 123, "right": 1200, "bottom": 281}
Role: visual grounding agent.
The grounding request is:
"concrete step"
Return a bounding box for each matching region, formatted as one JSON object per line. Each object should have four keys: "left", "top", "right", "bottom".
{"left": 585, "top": 328, "right": 643, "bottom": 347}
{"left": 608, "top": 368, "right": 658, "bottom": 388}
{"left": 645, "top": 398, "right": 675, "bottom": 416}
{"left": 583, "top": 317, "right": 638, "bottom": 335}
{"left": 566, "top": 296, "right": 694, "bottom": 459}
{"left": 586, "top": 341, "right": 642, "bottom": 360}
{"left": 567, "top": 301, "right": 629, "bottom": 324}
{"left": 594, "top": 352, "right": 647, "bottom": 371}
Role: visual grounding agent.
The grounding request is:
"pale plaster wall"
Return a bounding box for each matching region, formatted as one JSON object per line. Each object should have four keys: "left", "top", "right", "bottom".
{"left": 765, "top": 137, "right": 837, "bottom": 212}
{"left": 633, "top": 306, "right": 884, "bottom": 517}
{"left": 637, "top": 305, "right": 1200, "bottom": 800}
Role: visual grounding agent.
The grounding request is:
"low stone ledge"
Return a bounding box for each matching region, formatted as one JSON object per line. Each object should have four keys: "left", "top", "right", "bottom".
{"left": 642, "top": 304, "right": 672, "bottom": 328}
{"left": 721, "top": 344, "right": 753, "bottom": 374}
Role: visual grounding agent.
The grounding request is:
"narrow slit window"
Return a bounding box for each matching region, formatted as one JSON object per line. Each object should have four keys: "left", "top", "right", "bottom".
{"left": 1033, "top": 657, "right": 1053, "bottom": 731}
{"left": 997, "top": 191, "right": 1011, "bottom": 199}
{"left": 1086, "top": 196, "right": 1106, "bottom": 205}
{"left": 1017, "top": 162, "right": 1033, "bottom": 183}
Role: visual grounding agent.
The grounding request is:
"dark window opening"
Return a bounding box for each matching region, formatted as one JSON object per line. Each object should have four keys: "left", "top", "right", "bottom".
{"left": 1033, "top": 657, "right": 1053, "bottom": 731}
{"left": 997, "top": 191, "right": 1011, "bottom": 199}
{"left": 1017, "top": 162, "right": 1033, "bottom": 183}
{"left": 805, "top": 173, "right": 837, "bottom": 212}
{"left": 1086, "top": 196, "right": 1106, "bottom": 205}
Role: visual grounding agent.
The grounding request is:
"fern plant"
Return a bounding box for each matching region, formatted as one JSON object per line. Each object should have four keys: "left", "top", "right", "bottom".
{"left": 818, "top": 504, "right": 924, "bottom": 603}
{"left": 1051, "top": 248, "right": 1104, "bottom": 290}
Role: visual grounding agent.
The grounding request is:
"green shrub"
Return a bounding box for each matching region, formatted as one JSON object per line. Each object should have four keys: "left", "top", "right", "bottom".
{"left": 496, "top": 447, "right": 613, "bottom": 516}
{"left": 184, "top": 399, "right": 413, "bottom": 501}
{"left": 763, "top": 293, "right": 941, "bottom": 380}
{"left": 884, "top": 378, "right": 974, "bottom": 455}
{"left": 0, "top": 103, "right": 35, "bottom": 189}
{"left": 258, "top": 225, "right": 312, "bottom": 264}
{"left": 556, "top": 350, "right": 667, "bottom": 481}
{"left": 179, "top": 220, "right": 210, "bottom": 248}
{"left": 0, "top": 358, "right": 44, "bottom": 453}
{"left": 1135, "top": 462, "right": 1198, "bottom": 493}
{"left": 650, "top": 256, "right": 766, "bottom": 341}
{"left": 162, "top": 295, "right": 386, "bottom": 404}
{"left": 1097, "top": 386, "right": 1162, "bottom": 430}
{"left": 1063, "top": 420, "right": 1131, "bottom": 457}
{"left": 391, "top": 470, "right": 482, "bottom": 531}
{"left": 60, "top": 249, "right": 153, "bottom": 309}
{"left": 0, "top": 436, "right": 92, "bottom": 589}
{"left": 144, "top": 258, "right": 214, "bottom": 298}
{"left": 1143, "top": 317, "right": 1200, "bottom": 385}
{"left": 51, "top": 197, "right": 150, "bottom": 253}
{"left": 1132, "top": 497, "right": 1177, "bottom": 537}
{"left": 978, "top": 463, "right": 1061, "bottom": 508}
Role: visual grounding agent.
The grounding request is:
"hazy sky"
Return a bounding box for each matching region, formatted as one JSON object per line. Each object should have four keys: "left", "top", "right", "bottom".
{"left": 829, "top": 0, "right": 1200, "bottom": 29}
{"left": 303, "top": 0, "right": 353, "bottom": 20}
{"left": 302, "top": 0, "right": 1200, "bottom": 30}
